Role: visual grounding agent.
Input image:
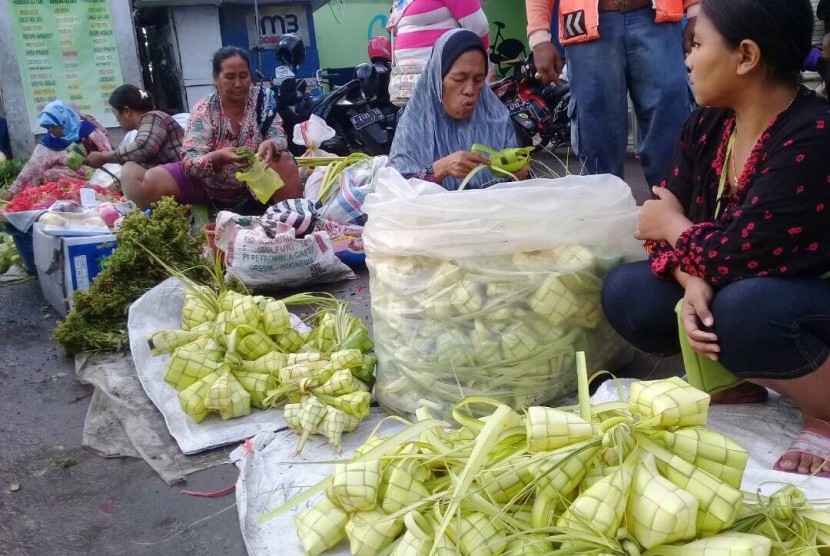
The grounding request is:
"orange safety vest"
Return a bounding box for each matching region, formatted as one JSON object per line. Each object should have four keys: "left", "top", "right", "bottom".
{"left": 558, "top": 0, "right": 685, "bottom": 46}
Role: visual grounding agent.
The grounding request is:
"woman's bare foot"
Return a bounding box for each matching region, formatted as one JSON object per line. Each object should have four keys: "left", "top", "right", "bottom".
{"left": 710, "top": 381, "right": 769, "bottom": 405}
{"left": 775, "top": 416, "right": 830, "bottom": 476}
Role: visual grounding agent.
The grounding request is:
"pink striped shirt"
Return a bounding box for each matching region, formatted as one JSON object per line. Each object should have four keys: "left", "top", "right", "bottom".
{"left": 389, "top": 0, "right": 489, "bottom": 67}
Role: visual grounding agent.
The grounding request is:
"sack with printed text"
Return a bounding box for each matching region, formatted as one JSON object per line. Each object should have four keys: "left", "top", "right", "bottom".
{"left": 213, "top": 208, "right": 355, "bottom": 289}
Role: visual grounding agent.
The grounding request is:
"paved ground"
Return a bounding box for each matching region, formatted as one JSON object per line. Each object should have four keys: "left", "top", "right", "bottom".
{"left": 0, "top": 153, "right": 680, "bottom": 556}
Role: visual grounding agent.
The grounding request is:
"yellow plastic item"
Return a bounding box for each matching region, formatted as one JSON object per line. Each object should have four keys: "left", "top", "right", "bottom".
{"left": 235, "top": 160, "right": 284, "bottom": 204}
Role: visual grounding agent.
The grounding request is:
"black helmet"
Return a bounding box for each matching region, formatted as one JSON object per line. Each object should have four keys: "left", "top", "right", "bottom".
{"left": 277, "top": 33, "right": 305, "bottom": 68}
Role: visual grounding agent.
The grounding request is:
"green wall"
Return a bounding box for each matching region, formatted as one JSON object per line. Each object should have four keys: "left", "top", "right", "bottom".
{"left": 312, "top": 0, "right": 528, "bottom": 69}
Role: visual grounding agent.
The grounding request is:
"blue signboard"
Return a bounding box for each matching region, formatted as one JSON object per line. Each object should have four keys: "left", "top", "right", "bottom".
{"left": 219, "top": 2, "right": 320, "bottom": 79}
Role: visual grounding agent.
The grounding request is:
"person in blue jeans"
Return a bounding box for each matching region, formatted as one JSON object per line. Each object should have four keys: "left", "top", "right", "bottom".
{"left": 526, "top": 0, "right": 694, "bottom": 185}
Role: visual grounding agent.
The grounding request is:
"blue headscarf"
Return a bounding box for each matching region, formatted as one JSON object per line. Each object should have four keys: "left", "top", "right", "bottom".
{"left": 38, "top": 100, "right": 95, "bottom": 151}
{"left": 388, "top": 29, "right": 517, "bottom": 190}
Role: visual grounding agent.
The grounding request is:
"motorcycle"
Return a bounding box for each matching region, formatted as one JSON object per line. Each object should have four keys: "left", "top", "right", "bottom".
{"left": 490, "top": 52, "right": 571, "bottom": 151}
{"left": 303, "top": 75, "right": 393, "bottom": 156}
{"left": 271, "top": 33, "right": 314, "bottom": 157}
{"left": 271, "top": 34, "right": 395, "bottom": 156}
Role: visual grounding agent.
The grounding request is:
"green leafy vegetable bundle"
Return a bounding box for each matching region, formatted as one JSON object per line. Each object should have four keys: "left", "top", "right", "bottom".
{"left": 0, "top": 158, "right": 23, "bottom": 187}
{"left": 52, "top": 196, "right": 210, "bottom": 354}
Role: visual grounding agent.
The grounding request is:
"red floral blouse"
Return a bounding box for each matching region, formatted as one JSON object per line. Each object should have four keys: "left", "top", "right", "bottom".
{"left": 647, "top": 88, "right": 830, "bottom": 287}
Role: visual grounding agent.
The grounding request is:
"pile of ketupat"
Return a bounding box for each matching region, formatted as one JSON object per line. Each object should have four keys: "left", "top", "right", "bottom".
{"left": 148, "top": 287, "right": 376, "bottom": 453}
{"left": 266, "top": 353, "right": 830, "bottom": 556}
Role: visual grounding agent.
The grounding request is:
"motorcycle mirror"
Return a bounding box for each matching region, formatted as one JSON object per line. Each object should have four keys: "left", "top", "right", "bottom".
{"left": 354, "top": 62, "right": 375, "bottom": 81}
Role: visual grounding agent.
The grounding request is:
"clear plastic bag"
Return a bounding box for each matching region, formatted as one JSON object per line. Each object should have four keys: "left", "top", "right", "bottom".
{"left": 362, "top": 168, "right": 645, "bottom": 418}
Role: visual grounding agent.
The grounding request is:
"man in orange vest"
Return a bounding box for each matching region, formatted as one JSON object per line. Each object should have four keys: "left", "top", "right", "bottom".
{"left": 526, "top": 0, "right": 697, "bottom": 186}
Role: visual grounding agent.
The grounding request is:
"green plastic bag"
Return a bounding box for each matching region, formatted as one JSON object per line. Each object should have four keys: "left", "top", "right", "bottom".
{"left": 675, "top": 300, "right": 743, "bottom": 394}
{"left": 65, "top": 143, "right": 86, "bottom": 171}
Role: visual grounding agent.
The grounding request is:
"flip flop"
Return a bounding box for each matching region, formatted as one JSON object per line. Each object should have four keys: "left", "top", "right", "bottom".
{"left": 773, "top": 430, "right": 830, "bottom": 478}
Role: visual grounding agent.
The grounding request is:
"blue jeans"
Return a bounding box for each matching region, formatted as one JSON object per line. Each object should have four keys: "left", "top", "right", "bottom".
{"left": 601, "top": 261, "right": 830, "bottom": 378}
{"left": 564, "top": 8, "right": 692, "bottom": 185}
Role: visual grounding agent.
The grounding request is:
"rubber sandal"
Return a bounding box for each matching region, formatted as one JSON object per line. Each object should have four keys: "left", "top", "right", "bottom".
{"left": 773, "top": 430, "right": 830, "bottom": 478}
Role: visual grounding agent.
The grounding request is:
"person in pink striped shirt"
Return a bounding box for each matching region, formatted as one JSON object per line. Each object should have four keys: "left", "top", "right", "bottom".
{"left": 388, "top": 0, "right": 490, "bottom": 69}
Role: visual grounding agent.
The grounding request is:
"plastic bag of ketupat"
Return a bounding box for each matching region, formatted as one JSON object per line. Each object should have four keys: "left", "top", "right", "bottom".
{"left": 362, "top": 167, "right": 645, "bottom": 419}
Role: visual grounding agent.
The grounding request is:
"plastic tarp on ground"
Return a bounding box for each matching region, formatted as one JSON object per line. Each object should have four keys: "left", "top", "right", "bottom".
{"left": 232, "top": 380, "right": 830, "bottom": 556}
{"left": 76, "top": 351, "right": 229, "bottom": 484}
{"left": 127, "top": 278, "right": 307, "bottom": 455}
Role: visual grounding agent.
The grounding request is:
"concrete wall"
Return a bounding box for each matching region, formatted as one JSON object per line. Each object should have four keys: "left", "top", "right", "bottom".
{"left": 0, "top": 0, "right": 142, "bottom": 158}
{"left": 312, "top": 0, "right": 528, "bottom": 70}
{"left": 170, "top": 6, "right": 225, "bottom": 109}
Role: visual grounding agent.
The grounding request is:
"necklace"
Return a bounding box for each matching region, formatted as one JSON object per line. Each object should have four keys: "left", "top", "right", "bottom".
{"left": 729, "top": 89, "right": 799, "bottom": 189}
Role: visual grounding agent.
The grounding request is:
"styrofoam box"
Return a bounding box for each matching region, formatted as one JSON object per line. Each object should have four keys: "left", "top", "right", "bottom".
{"left": 32, "top": 222, "right": 117, "bottom": 316}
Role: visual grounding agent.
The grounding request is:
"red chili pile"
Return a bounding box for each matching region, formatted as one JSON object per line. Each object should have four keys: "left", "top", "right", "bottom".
{"left": 4, "top": 178, "right": 121, "bottom": 212}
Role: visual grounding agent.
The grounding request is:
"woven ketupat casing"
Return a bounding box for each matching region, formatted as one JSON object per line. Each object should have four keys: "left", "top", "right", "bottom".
{"left": 557, "top": 461, "right": 633, "bottom": 537}
{"left": 293, "top": 495, "right": 349, "bottom": 556}
{"left": 629, "top": 376, "right": 710, "bottom": 428}
{"left": 177, "top": 372, "right": 223, "bottom": 423}
{"left": 234, "top": 326, "right": 277, "bottom": 360}
{"left": 379, "top": 463, "right": 429, "bottom": 514}
{"left": 331, "top": 459, "right": 382, "bottom": 512}
{"left": 260, "top": 299, "right": 290, "bottom": 337}
{"left": 329, "top": 349, "right": 362, "bottom": 370}
{"left": 319, "top": 406, "right": 359, "bottom": 451}
{"left": 233, "top": 370, "right": 277, "bottom": 408}
{"left": 528, "top": 275, "right": 580, "bottom": 325}
{"left": 237, "top": 351, "right": 287, "bottom": 375}
{"left": 181, "top": 287, "right": 217, "bottom": 330}
{"left": 525, "top": 407, "right": 594, "bottom": 452}
{"left": 277, "top": 328, "right": 307, "bottom": 353}
{"left": 204, "top": 369, "right": 251, "bottom": 420}
{"left": 626, "top": 454, "right": 698, "bottom": 548}
{"left": 445, "top": 511, "right": 506, "bottom": 556}
{"left": 345, "top": 509, "right": 403, "bottom": 556}
{"left": 164, "top": 348, "right": 224, "bottom": 389}
{"left": 658, "top": 452, "right": 743, "bottom": 536}
{"left": 651, "top": 427, "right": 747, "bottom": 489}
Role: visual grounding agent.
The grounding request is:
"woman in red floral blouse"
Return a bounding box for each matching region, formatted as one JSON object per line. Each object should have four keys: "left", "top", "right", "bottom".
{"left": 602, "top": 0, "right": 830, "bottom": 477}
{"left": 138, "top": 47, "right": 302, "bottom": 212}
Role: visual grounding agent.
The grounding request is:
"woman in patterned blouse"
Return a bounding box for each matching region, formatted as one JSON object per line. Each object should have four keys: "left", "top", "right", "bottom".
{"left": 138, "top": 47, "right": 302, "bottom": 212}
{"left": 601, "top": 0, "right": 830, "bottom": 477}
{"left": 84, "top": 85, "right": 184, "bottom": 197}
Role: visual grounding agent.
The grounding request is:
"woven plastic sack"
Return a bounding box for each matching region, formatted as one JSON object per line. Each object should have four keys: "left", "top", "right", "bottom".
{"left": 213, "top": 210, "right": 355, "bottom": 289}
{"left": 389, "top": 64, "right": 423, "bottom": 107}
{"left": 314, "top": 156, "right": 388, "bottom": 226}
{"left": 362, "top": 168, "right": 644, "bottom": 418}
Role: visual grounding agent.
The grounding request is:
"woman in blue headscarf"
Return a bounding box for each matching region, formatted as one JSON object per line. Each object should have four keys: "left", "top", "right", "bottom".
{"left": 3, "top": 100, "right": 112, "bottom": 199}
{"left": 388, "top": 29, "right": 525, "bottom": 190}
